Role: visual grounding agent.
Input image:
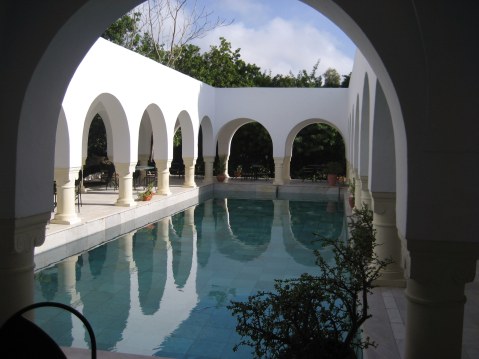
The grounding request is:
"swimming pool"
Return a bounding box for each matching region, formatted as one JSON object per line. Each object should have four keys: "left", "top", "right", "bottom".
{"left": 34, "top": 196, "right": 345, "bottom": 358}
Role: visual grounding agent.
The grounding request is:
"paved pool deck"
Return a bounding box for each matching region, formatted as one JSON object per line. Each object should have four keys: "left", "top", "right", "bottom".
{"left": 36, "top": 177, "right": 479, "bottom": 359}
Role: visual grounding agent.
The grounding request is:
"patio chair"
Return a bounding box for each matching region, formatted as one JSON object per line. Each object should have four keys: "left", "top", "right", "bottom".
{"left": 0, "top": 301, "right": 96, "bottom": 359}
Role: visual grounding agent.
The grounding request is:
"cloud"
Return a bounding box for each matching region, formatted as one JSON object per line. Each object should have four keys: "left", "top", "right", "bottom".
{"left": 193, "top": 16, "right": 354, "bottom": 77}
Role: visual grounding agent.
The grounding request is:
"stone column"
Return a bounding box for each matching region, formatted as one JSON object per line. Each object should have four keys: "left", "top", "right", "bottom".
{"left": 0, "top": 212, "right": 50, "bottom": 324}
{"left": 115, "top": 162, "right": 137, "bottom": 207}
{"left": 283, "top": 156, "right": 291, "bottom": 183}
{"left": 183, "top": 157, "right": 197, "bottom": 188}
{"left": 273, "top": 157, "right": 284, "bottom": 185}
{"left": 359, "top": 175, "right": 372, "bottom": 208}
{"left": 405, "top": 241, "right": 479, "bottom": 359}
{"left": 156, "top": 159, "right": 171, "bottom": 195}
{"left": 51, "top": 167, "right": 81, "bottom": 225}
{"left": 203, "top": 156, "right": 215, "bottom": 184}
{"left": 371, "top": 192, "right": 405, "bottom": 286}
{"left": 354, "top": 173, "right": 362, "bottom": 207}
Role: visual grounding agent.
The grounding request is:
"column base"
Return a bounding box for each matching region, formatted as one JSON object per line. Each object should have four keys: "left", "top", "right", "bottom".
{"left": 373, "top": 277, "right": 406, "bottom": 288}
{"left": 115, "top": 200, "right": 137, "bottom": 207}
{"left": 182, "top": 184, "right": 197, "bottom": 189}
{"left": 50, "top": 215, "right": 81, "bottom": 225}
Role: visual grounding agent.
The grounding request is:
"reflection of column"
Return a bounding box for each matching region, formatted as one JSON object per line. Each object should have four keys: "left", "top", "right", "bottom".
{"left": 57, "top": 255, "right": 80, "bottom": 347}
{"left": 359, "top": 175, "right": 372, "bottom": 208}
{"left": 405, "top": 241, "right": 479, "bottom": 359}
{"left": 58, "top": 255, "right": 78, "bottom": 293}
{"left": 0, "top": 212, "right": 50, "bottom": 323}
{"left": 198, "top": 200, "right": 213, "bottom": 267}
{"left": 115, "top": 162, "right": 137, "bottom": 207}
{"left": 118, "top": 232, "right": 135, "bottom": 266}
{"left": 283, "top": 156, "right": 291, "bottom": 183}
{"left": 52, "top": 167, "right": 81, "bottom": 224}
{"left": 183, "top": 206, "right": 196, "bottom": 236}
{"left": 371, "top": 192, "right": 404, "bottom": 286}
{"left": 273, "top": 157, "right": 284, "bottom": 185}
{"left": 183, "top": 157, "right": 197, "bottom": 188}
{"left": 172, "top": 207, "right": 195, "bottom": 288}
{"left": 203, "top": 156, "right": 214, "bottom": 184}
{"left": 156, "top": 159, "right": 171, "bottom": 195}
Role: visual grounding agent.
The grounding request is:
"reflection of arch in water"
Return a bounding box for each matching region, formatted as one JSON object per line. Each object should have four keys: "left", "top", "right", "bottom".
{"left": 194, "top": 199, "right": 212, "bottom": 268}
{"left": 88, "top": 244, "right": 107, "bottom": 277}
{"left": 214, "top": 198, "right": 272, "bottom": 262}
{"left": 78, "top": 238, "right": 130, "bottom": 350}
{"left": 169, "top": 208, "right": 194, "bottom": 288}
{"left": 133, "top": 223, "right": 168, "bottom": 315}
{"left": 282, "top": 200, "right": 344, "bottom": 266}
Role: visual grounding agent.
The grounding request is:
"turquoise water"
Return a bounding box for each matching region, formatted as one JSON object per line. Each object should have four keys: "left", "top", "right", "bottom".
{"left": 34, "top": 197, "right": 345, "bottom": 358}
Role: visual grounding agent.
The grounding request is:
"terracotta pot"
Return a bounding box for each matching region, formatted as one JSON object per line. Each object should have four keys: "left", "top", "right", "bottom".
{"left": 143, "top": 194, "right": 153, "bottom": 201}
{"left": 327, "top": 174, "right": 337, "bottom": 186}
{"left": 216, "top": 174, "right": 226, "bottom": 182}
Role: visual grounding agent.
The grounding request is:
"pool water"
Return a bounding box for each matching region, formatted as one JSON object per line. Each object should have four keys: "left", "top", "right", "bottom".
{"left": 34, "top": 197, "right": 345, "bottom": 358}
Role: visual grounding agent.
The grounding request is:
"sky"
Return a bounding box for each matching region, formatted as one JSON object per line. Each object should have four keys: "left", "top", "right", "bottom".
{"left": 189, "top": 0, "right": 356, "bottom": 77}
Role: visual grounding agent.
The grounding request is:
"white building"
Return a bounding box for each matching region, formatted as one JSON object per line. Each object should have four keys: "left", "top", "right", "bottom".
{"left": 1, "top": 1, "right": 477, "bottom": 358}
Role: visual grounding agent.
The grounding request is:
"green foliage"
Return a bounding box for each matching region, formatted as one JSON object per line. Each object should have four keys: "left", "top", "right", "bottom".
{"left": 228, "top": 205, "right": 393, "bottom": 358}
{"left": 341, "top": 72, "right": 351, "bottom": 88}
{"left": 229, "top": 122, "right": 273, "bottom": 173}
{"left": 326, "top": 161, "right": 344, "bottom": 175}
{"left": 102, "top": 13, "right": 143, "bottom": 51}
{"left": 88, "top": 114, "right": 107, "bottom": 157}
{"left": 137, "top": 182, "right": 154, "bottom": 201}
{"left": 323, "top": 67, "right": 341, "bottom": 88}
{"left": 291, "top": 123, "right": 345, "bottom": 176}
{"left": 215, "top": 155, "right": 227, "bottom": 172}
{"left": 349, "top": 178, "right": 356, "bottom": 199}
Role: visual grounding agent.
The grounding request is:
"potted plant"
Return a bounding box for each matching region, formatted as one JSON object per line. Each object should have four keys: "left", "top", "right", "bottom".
{"left": 348, "top": 178, "right": 356, "bottom": 208}
{"left": 234, "top": 165, "right": 242, "bottom": 178}
{"left": 326, "top": 161, "right": 343, "bottom": 186}
{"left": 137, "top": 182, "right": 154, "bottom": 201}
{"left": 215, "top": 155, "right": 227, "bottom": 182}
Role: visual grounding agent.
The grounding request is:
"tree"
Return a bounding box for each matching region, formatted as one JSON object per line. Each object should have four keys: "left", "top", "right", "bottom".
{"left": 291, "top": 123, "right": 345, "bottom": 177}
{"left": 102, "top": 0, "right": 231, "bottom": 67}
{"left": 228, "top": 205, "right": 393, "bottom": 358}
{"left": 87, "top": 114, "right": 107, "bottom": 157}
{"left": 341, "top": 72, "right": 351, "bottom": 88}
{"left": 323, "top": 67, "right": 341, "bottom": 88}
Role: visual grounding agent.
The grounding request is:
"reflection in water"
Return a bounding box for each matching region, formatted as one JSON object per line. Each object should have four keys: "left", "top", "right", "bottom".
{"left": 214, "top": 198, "right": 273, "bottom": 262}
{"left": 134, "top": 223, "right": 168, "bottom": 315}
{"left": 34, "top": 197, "right": 345, "bottom": 357}
{"left": 88, "top": 244, "right": 107, "bottom": 277}
{"left": 170, "top": 207, "right": 195, "bottom": 288}
{"left": 195, "top": 199, "right": 212, "bottom": 268}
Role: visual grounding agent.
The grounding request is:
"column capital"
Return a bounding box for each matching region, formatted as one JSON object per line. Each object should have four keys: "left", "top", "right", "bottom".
{"left": 114, "top": 162, "right": 136, "bottom": 176}
{"left": 0, "top": 212, "right": 51, "bottom": 253}
{"left": 370, "top": 191, "right": 396, "bottom": 217}
{"left": 406, "top": 240, "right": 479, "bottom": 285}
